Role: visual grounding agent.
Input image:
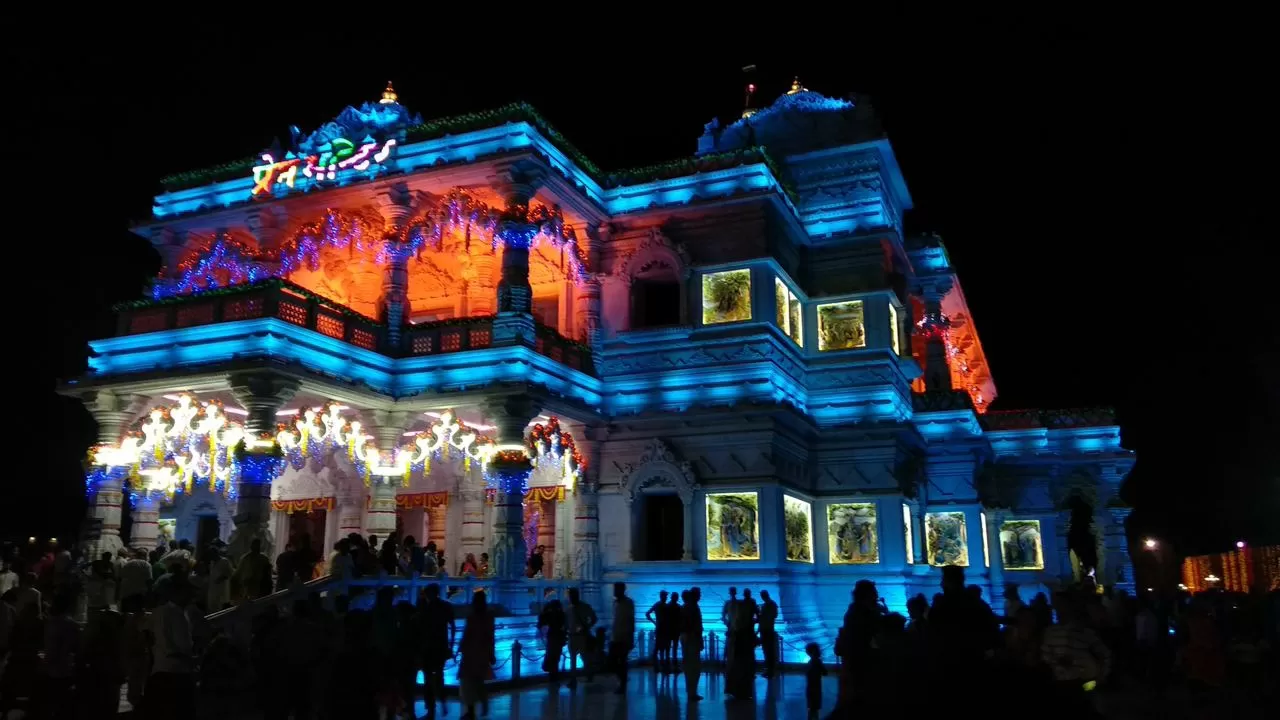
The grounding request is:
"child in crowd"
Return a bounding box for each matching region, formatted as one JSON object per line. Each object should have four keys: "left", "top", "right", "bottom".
{"left": 805, "top": 641, "right": 826, "bottom": 719}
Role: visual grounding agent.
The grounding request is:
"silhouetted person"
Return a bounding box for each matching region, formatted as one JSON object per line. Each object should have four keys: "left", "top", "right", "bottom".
{"left": 759, "top": 589, "right": 779, "bottom": 678}
{"left": 681, "top": 588, "right": 704, "bottom": 701}
{"left": 665, "top": 589, "right": 683, "bottom": 673}
{"left": 421, "top": 583, "right": 456, "bottom": 718}
{"left": 646, "top": 590, "right": 670, "bottom": 670}
{"left": 610, "top": 582, "right": 635, "bottom": 694}
{"left": 566, "top": 587, "right": 598, "bottom": 687}
{"left": 538, "top": 598, "right": 568, "bottom": 685}
{"left": 459, "top": 591, "right": 495, "bottom": 719}
{"left": 805, "top": 641, "right": 826, "bottom": 719}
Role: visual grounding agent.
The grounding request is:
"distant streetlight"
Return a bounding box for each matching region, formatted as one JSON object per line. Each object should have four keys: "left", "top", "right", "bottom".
{"left": 1143, "top": 538, "right": 1158, "bottom": 550}
{"left": 27, "top": 536, "right": 35, "bottom": 544}
{"left": 1205, "top": 574, "right": 1220, "bottom": 583}
{"left": 1236, "top": 540, "right": 1246, "bottom": 549}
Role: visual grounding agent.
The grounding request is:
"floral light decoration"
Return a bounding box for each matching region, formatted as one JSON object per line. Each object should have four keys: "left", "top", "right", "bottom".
{"left": 86, "top": 395, "right": 252, "bottom": 505}
{"left": 527, "top": 417, "right": 586, "bottom": 491}
{"left": 153, "top": 233, "right": 275, "bottom": 299}
{"left": 915, "top": 312, "right": 988, "bottom": 412}
{"left": 401, "top": 410, "right": 496, "bottom": 484}
{"left": 394, "top": 189, "right": 500, "bottom": 261}
{"left": 486, "top": 448, "right": 535, "bottom": 497}
{"left": 274, "top": 404, "right": 380, "bottom": 486}
{"left": 278, "top": 210, "right": 382, "bottom": 275}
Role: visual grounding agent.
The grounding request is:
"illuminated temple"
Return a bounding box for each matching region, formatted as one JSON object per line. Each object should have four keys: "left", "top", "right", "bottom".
{"left": 66, "top": 82, "right": 1135, "bottom": 662}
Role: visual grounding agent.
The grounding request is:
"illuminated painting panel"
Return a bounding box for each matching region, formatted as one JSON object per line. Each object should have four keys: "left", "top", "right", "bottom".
{"left": 925, "top": 512, "right": 969, "bottom": 567}
{"left": 817, "top": 300, "right": 866, "bottom": 351}
{"left": 903, "top": 503, "right": 914, "bottom": 565}
{"left": 784, "top": 495, "right": 814, "bottom": 563}
{"left": 889, "top": 303, "right": 901, "bottom": 356}
{"left": 1000, "top": 520, "right": 1045, "bottom": 570}
{"left": 702, "top": 269, "right": 752, "bottom": 325}
{"left": 774, "top": 278, "right": 803, "bottom": 346}
{"left": 706, "top": 492, "right": 760, "bottom": 561}
{"left": 981, "top": 511, "right": 990, "bottom": 568}
{"left": 828, "top": 503, "right": 879, "bottom": 564}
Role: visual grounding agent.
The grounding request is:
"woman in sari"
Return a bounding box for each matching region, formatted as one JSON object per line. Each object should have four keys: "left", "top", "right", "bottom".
{"left": 459, "top": 591, "right": 495, "bottom": 720}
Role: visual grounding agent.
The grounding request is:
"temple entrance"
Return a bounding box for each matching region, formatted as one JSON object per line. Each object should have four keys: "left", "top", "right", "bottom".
{"left": 287, "top": 510, "right": 327, "bottom": 573}
{"left": 196, "top": 515, "right": 220, "bottom": 551}
{"left": 638, "top": 494, "right": 684, "bottom": 561}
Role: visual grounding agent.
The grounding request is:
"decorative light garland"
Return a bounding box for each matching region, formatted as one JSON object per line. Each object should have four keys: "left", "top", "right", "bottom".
{"left": 527, "top": 416, "right": 585, "bottom": 492}
{"left": 154, "top": 190, "right": 590, "bottom": 302}
{"left": 88, "top": 395, "right": 253, "bottom": 503}
{"left": 915, "top": 312, "right": 987, "bottom": 412}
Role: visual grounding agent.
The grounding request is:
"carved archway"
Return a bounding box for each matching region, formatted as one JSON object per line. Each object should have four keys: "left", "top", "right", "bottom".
{"left": 620, "top": 439, "right": 699, "bottom": 560}
{"left": 615, "top": 229, "right": 690, "bottom": 329}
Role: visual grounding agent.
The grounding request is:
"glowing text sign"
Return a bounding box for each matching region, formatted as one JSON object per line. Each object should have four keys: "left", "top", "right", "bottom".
{"left": 251, "top": 137, "right": 396, "bottom": 197}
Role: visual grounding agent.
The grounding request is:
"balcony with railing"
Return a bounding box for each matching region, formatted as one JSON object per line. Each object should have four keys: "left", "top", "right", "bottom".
{"left": 107, "top": 279, "right": 596, "bottom": 377}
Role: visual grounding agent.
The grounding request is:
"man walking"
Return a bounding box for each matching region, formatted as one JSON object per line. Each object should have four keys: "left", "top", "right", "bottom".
{"left": 566, "top": 587, "right": 597, "bottom": 688}
{"left": 610, "top": 582, "right": 635, "bottom": 694}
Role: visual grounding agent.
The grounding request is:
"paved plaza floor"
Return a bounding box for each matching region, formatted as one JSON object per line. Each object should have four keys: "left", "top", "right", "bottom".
{"left": 407, "top": 670, "right": 835, "bottom": 720}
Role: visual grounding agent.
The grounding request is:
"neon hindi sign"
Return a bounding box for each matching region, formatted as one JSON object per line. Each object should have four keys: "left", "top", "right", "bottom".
{"left": 251, "top": 136, "right": 396, "bottom": 198}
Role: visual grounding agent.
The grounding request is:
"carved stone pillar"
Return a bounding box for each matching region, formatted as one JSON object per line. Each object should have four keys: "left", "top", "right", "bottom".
{"left": 83, "top": 391, "right": 147, "bottom": 558}
{"left": 460, "top": 488, "right": 487, "bottom": 574}
{"left": 130, "top": 496, "right": 161, "bottom": 552}
{"left": 483, "top": 395, "right": 538, "bottom": 597}
{"left": 985, "top": 509, "right": 1007, "bottom": 602}
{"left": 573, "top": 484, "right": 602, "bottom": 582}
{"left": 337, "top": 493, "right": 365, "bottom": 543}
{"left": 492, "top": 170, "right": 542, "bottom": 346}
{"left": 535, "top": 500, "right": 556, "bottom": 576}
{"left": 575, "top": 277, "right": 602, "bottom": 360}
{"left": 916, "top": 278, "right": 954, "bottom": 393}
{"left": 368, "top": 409, "right": 410, "bottom": 457}
{"left": 1104, "top": 506, "right": 1134, "bottom": 593}
{"left": 428, "top": 504, "right": 448, "bottom": 553}
{"left": 227, "top": 372, "right": 299, "bottom": 560}
{"left": 365, "top": 481, "right": 398, "bottom": 545}
{"left": 377, "top": 184, "right": 415, "bottom": 349}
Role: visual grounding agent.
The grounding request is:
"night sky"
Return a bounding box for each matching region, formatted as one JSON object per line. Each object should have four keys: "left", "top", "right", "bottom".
{"left": 11, "top": 26, "right": 1275, "bottom": 554}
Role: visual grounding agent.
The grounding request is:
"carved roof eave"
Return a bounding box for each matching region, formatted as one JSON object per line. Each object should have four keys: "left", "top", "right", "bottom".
{"left": 940, "top": 277, "right": 998, "bottom": 406}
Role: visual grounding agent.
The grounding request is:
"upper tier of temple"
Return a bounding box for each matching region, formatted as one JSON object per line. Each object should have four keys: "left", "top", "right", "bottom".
{"left": 94, "top": 82, "right": 996, "bottom": 416}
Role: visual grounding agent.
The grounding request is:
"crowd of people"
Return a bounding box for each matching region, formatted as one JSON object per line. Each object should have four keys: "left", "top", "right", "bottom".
{"left": 2, "top": 533, "right": 1277, "bottom": 719}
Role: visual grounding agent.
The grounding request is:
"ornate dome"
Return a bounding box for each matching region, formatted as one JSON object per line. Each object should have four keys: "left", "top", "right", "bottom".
{"left": 697, "top": 86, "right": 881, "bottom": 157}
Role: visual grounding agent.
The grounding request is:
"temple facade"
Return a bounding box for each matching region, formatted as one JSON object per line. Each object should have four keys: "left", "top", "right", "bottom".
{"left": 67, "top": 82, "right": 1134, "bottom": 658}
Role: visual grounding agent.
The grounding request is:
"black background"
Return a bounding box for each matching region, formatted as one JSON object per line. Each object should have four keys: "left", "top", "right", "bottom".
{"left": 9, "top": 20, "right": 1275, "bottom": 555}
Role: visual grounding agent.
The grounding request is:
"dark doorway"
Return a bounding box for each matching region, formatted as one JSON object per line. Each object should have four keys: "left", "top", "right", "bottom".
{"left": 640, "top": 494, "right": 684, "bottom": 561}
{"left": 196, "top": 515, "right": 220, "bottom": 550}
{"left": 632, "top": 279, "right": 681, "bottom": 328}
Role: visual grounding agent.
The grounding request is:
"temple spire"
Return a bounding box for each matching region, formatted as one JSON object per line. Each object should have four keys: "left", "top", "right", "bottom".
{"left": 787, "top": 76, "right": 808, "bottom": 95}
{"left": 379, "top": 81, "right": 398, "bottom": 105}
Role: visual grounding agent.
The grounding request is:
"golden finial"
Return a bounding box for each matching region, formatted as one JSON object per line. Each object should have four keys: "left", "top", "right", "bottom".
{"left": 380, "top": 81, "right": 398, "bottom": 105}
{"left": 787, "top": 76, "right": 807, "bottom": 95}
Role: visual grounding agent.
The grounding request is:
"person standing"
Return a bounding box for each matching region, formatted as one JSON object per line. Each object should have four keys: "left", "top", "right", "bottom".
{"left": 232, "top": 538, "right": 272, "bottom": 602}
{"left": 804, "top": 642, "right": 826, "bottom": 719}
{"left": 459, "top": 591, "right": 495, "bottom": 720}
{"left": 275, "top": 542, "right": 297, "bottom": 591}
{"left": 421, "top": 583, "right": 456, "bottom": 718}
{"left": 566, "top": 587, "right": 598, "bottom": 688}
{"left": 759, "top": 589, "right": 779, "bottom": 678}
{"left": 725, "top": 588, "right": 758, "bottom": 698}
{"left": 538, "top": 598, "right": 568, "bottom": 685}
{"left": 147, "top": 580, "right": 196, "bottom": 718}
{"left": 665, "top": 590, "right": 683, "bottom": 674}
{"left": 681, "top": 588, "right": 704, "bottom": 701}
{"left": 41, "top": 593, "right": 81, "bottom": 717}
{"left": 118, "top": 548, "right": 152, "bottom": 607}
{"left": 207, "top": 545, "right": 233, "bottom": 612}
{"left": 646, "top": 590, "right": 670, "bottom": 671}
{"left": 610, "top": 582, "right": 635, "bottom": 694}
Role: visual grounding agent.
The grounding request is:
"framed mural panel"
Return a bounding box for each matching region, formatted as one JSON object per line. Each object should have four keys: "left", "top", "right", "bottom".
{"left": 705, "top": 492, "right": 760, "bottom": 560}
{"left": 702, "top": 269, "right": 752, "bottom": 324}
{"left": 903, "top": 503, "right": 914, "bottom": 564}
{"left": 827, "top": 502, "right": 879, "bottom": 564}
{"left": 1000, "top": 520, "right": 1045, "bottom": 570}
{"left": 817, "top": 300, "right": 866, "bottom": 351}
{"left": 784, "top": 495, "right": 813, "bottom": 563}
{"left": 925, "top": 512, "right": 969, "bottom": 567}
{"left": 980, "top": 511, "right": 990, "bottom": 568}
{"left": 889, "top": 302, "right": 901, "bottom": 356}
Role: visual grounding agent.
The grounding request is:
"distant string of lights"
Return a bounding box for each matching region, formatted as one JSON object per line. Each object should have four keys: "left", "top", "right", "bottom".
{"left": 915, "top": 312, "right": 987, "bottom": 412}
